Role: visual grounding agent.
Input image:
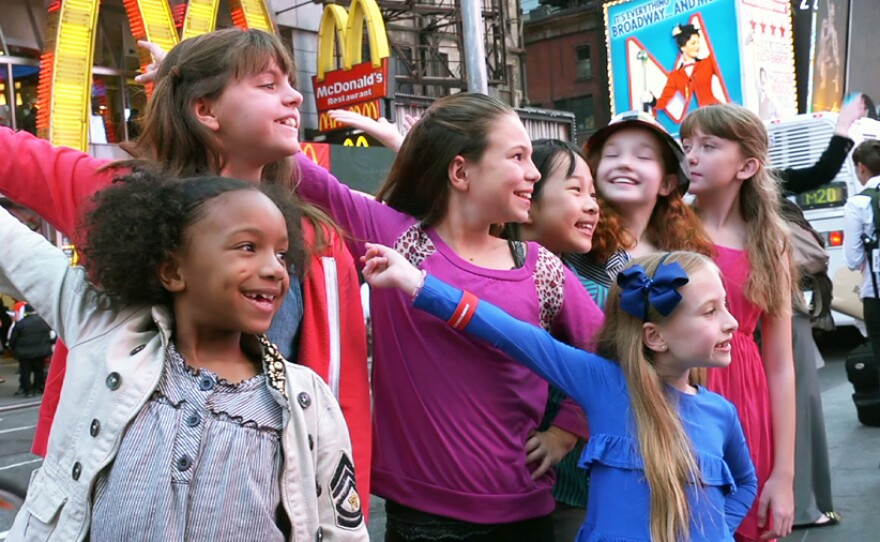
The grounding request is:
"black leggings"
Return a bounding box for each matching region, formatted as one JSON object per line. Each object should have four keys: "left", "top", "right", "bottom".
{"left": 384, "top": 500, "right": 554, "bottom": 542}
{"left": 18, "top": 356, "right": 45, "bottom": 393}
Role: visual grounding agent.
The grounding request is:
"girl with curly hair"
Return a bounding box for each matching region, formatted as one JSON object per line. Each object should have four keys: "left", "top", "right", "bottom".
{"left": 567, "top": 110, "right": 714, "bottom": 297}
{"left": 681, "top": 103, "right": 796, "bottom": 541}
{"left": 0, "top": 28, "right": 371, "bottom": 503}
{"left": 2, "top": 172, "right": 367, "bottom": 541}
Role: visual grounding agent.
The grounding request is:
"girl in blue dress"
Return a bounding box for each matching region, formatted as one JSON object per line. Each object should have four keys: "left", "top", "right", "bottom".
{"left": 361, "top": 246, "right": 758, "bottom": 542}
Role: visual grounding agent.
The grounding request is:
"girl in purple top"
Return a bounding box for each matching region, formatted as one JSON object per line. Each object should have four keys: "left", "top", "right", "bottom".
{"left": 296, "top": 93, "right": 603, "bottom": 541}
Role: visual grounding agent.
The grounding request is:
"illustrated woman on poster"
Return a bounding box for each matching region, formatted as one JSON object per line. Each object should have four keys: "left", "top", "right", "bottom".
{"left": 643, "top": 23, "right": 727, "bottom": 121}
{"left": 817, "top": 2, "right": 841, "bottom": 99}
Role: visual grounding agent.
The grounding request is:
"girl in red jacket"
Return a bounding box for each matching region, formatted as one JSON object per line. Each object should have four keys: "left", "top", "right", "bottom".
{"left": 0, "top": 28, "right": 372, "bottom": 511}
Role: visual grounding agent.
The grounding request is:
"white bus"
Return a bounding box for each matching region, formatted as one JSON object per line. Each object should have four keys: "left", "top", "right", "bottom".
{"left": 766, "top": 112, "right": 880, "bottom": 327}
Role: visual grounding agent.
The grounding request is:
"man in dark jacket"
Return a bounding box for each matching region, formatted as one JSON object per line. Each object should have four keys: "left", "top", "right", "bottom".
{"left": 9, "top": 304, "right": 54, "bottom": 397}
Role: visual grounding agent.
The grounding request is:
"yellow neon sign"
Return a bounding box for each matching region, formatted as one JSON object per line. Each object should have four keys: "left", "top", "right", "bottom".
{"left": 38, "top": 0, "right": 275, "bottom": 151}
{"left": 315, "top": 0, "right": 390, "bottom": 83}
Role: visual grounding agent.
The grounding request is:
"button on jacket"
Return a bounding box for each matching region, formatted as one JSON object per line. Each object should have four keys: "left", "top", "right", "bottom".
{"left": 0, "top": 208, "right": 367, "bottom": 541}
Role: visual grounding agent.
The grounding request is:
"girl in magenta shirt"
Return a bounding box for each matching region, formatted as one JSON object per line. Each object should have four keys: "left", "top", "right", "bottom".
{"left": 296, "top": 93, "right": 603, "bottom": 540}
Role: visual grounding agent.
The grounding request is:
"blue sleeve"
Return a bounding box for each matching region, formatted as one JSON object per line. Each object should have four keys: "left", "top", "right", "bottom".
{"left": 722, "top": 403, "right": 758, "bottom": 532}
{"left": 413, "top": 275, "right": 617, "bottom": 410}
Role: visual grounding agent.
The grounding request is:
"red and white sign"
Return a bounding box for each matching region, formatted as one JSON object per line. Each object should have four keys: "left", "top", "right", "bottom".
{"left": 312, "top": 58, "right": 389, "bottom": 113}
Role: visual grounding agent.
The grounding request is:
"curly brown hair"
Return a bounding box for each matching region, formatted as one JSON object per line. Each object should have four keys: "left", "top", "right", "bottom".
{"left": 584, "top": 129, "right": 714, "bottom": 261}
{"left": 80, "top": 169, "right": 304, "bottom": 308}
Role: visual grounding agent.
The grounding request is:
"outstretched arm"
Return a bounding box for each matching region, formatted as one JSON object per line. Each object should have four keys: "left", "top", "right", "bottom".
{"left": 0, "top": 127, "right": 113, "bottom": 237}
{"left": 0, "top": 206, "right": 115, "bottom": 348}
{"left": 362, "top": 243, "right": 613, "bottom": 406}
{"left": 756, "top": 280, "right": 795, "bottom": 540}
{"left": 327, "top": 110, "right": 405, "bottom": 152}
{"left": 326, "top": 109, "right": 421, "bottom": 153}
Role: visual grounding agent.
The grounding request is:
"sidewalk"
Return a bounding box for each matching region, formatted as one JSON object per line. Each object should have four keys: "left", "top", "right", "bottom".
{"left": 781, "top": 331, "right": 880, "bottom": 542}
{"left": 0, "top": 356, "right": 41, "bottom": 411}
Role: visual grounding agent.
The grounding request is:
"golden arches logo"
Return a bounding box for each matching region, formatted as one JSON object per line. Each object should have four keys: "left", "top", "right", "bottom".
{"left": 312, "top": 0, "right": 390, "bottom": 132}
{"left": 38, "top": 0, "right": 274, "bottom": 150}
{"left": 315, "top": 0, "right": 390, "bottom": 83}
{"left": 343, "top": 135, "right": 370, "bottom": 147}
{"left": 302, "top": 143, "right": 319, "bottom": 163}
{"left": 318, "top": 100, "right": 381, "bottom": 132}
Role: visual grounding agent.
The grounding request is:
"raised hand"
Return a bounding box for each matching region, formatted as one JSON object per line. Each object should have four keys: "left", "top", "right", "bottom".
{"left": 328, "top": 110, "right": 405, "bottom": 151}
{"left": 133, "top": 40, "right": 168, "bottom": 85}
{"left": 361, "top": 243, "right": 423, "bottom": 293}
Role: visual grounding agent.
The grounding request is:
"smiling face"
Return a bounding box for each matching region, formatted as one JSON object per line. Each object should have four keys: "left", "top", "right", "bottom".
{"left": 653, "top": 265, "right": 738, "bottom": 371}
{"left": 595, "top": 127, "right": 673, "bottom": 212}
{"left": 168, "top": 189, "right": 290, "bottom": 337}
{"left": 527, "top": 153, "right": 599, "bottom": 254}
{"left": 201, "top": 59, "right": 303, "bottom": 170}
{"left": 462, "top": 113, "right": 541, "bottom": 224}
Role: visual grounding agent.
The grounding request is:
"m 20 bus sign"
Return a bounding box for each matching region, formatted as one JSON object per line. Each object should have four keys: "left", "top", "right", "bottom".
{"left": 312, "top": 0, "right": 391, "bottom": 132}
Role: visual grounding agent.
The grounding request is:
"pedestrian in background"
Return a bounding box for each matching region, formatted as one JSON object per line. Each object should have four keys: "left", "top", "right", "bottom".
{"left": 9, "top": 304, "right": 53, "bottom": 397}
{"left": 843, "top": 140, "right": 880, "bottom": 371}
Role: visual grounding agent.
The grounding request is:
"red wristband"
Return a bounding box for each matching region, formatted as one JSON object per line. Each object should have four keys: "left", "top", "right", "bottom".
{"left": 447, "top": 291, "right": 479, "bottom": 331}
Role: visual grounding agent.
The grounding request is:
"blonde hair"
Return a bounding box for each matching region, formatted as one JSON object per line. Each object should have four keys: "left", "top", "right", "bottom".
{"left": 596, "top": 251, "right": 713, "bottom": 542}
{"left": 680, "top": 104, "right": 793, "bottom": 315}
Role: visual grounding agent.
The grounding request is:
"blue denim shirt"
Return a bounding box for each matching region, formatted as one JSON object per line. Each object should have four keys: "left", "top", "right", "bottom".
{"left": 267, "top": 280, "right": 304, "bottom": 360}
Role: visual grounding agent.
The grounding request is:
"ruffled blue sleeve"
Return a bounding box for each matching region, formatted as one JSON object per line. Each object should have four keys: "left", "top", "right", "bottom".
{"left": 413, "top": 275, "right": 616, "bottom": 410}
{"left": 721, "top": 402, "right": 758, "bottom": 531}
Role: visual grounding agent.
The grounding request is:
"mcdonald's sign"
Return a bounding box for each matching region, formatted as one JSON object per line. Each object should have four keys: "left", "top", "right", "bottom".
{"left": 343, "top": 135, "right": 370, "bottom": 147}
{"left": 36, "top": 0, "right": 274, "bottom": 151}
{"left": 312, "top": 0, "right": 390, "bottom": 132}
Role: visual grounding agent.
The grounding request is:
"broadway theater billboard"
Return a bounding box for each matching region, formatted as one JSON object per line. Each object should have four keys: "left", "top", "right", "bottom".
{"left": 604, "top": 0, "right": 796, "bottom": 136}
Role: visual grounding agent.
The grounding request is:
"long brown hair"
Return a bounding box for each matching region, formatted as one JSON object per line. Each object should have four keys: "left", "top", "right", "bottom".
{"left": 585, "top": 127, "right": 714, "bottom": 260}
{"left": 681, "top": 104, "right": 793, "bottom": 315}
{"left": 112, "top": 28, "right": 338, "bottom": 261}
{"left": 597, "top": 251, "right": 713, "bottom": 542}
{"left": 121, "top": 28, "right": 294, "bottom": 179}
{"left": 375, "top": 92, "right": 514, "bottom": 225}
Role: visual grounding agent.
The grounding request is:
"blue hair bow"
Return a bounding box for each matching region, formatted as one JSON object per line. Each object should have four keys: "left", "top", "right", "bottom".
{"left": 617, "top": 260, "right": 690, "bottom": 321}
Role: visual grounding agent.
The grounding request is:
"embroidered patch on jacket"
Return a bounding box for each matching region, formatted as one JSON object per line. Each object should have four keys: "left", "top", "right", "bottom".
{"left": 330, "top": 453, "right": 364, "bottom": 529}
{"left": 258, "top": 335, "right": 288, "bottom": 400}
